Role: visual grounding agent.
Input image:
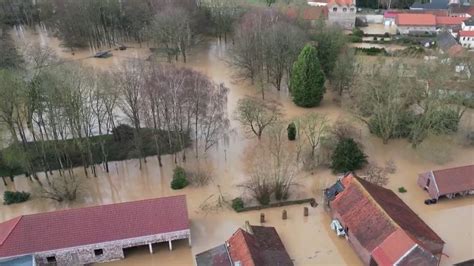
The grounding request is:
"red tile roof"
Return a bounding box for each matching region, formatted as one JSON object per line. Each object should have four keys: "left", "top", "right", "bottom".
{"left": 327, "top": 0, "right": 354, "bottom": 7}
{"left": 460, "top": 31, "right": 474, "bottom": 37}
{"left": 226, "top": 226, "right": 293, "bottom": 266}
{"left": 330, "top": 174, "right": 444, "bottom": 260}
{"left": 396, "top": 14, "right": 437, "bottom": 26}
{"left": 0, "top": 196, "right": 189, "bottom": 258}
{"left": 302, "top": 7, "right": 327, "bottom": 20}
{"left": 436, "top": 16, "right": 467, "bottom": 26}
{"left": 371, "top": 229, "right": 417, "bottom": 266}
{"left": 432, "top": 165, "right": 474, "bottom": 195}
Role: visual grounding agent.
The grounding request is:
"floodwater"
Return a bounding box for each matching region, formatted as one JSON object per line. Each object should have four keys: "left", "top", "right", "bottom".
{"left": 1, "top": 28, "right": 473, "bottom": 265}
{"left": 359, "top": 24, "right": 397, "bottom": 35}
{"left": 349, "top": 42, "right": 406, "bottom": 52}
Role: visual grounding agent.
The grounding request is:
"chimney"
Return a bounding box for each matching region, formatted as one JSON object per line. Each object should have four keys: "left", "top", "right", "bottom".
{"left": 245, "top": 221, "right": 254, "bottom": 235}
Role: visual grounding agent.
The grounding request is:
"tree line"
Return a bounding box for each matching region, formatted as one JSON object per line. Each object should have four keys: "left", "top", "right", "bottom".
{"left": 0, "top": 42, "right": 229, "bottom": 201}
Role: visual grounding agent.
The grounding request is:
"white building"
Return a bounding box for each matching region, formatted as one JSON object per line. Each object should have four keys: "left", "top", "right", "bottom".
{"left": 395, "top": 13, "right": 437, "bottom": 35}
{"left": 327, "top": 0, "right": 357, "bottom": 29}
{"left": 459, "top": 31, "right": 474, "bottom": 48}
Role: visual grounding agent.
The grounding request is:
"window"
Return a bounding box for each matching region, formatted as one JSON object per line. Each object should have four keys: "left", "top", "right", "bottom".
{"left": 350, "top": 8, "right": 355, "bottom": 11}
{"left": 46, "top": 256, "right": 56, "bottom": 263}
{"left": 343, "top": 8, "right": 347, "bottom": 12}
{"left": 426, "top": 178, "right": 430, "bottom": 187}
{"left": 94, "top": 249, "right": 104, "bottom": 256}
{"left": 333, "top": 7, "right": 337, "bottom": 12}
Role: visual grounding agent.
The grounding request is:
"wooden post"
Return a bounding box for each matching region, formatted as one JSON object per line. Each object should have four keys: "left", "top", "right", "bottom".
{"left": 304, "top": 207, "right": 309, "bottom": 217}
{"left": 168, "top": 240, "right": 173, "bottom": 251}
{"left": 282, "top": 210, "right": 287, "bottom": 220}
{"left": 188, "top": 236, "right": 192, "bottom": 247}
{"left": 148, "top": 243, "right": 153, "bottom": 254}
{"left": 260, "top": 213, "right": 265, "bottom": 223}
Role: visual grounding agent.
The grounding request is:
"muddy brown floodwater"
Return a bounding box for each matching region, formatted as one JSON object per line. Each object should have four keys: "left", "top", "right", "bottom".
{"left": 2, "top": 28, "right": 473, "bottom": 266}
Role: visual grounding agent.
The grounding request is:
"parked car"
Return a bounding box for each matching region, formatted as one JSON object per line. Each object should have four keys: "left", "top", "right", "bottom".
{"left": 330, "top": 219, "right": 346, "bottom": 236}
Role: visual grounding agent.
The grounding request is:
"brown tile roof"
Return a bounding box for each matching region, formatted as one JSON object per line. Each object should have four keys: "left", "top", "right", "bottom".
{"left": 0, "top": 196, "right": 189, "bottom": 258}
{"left": 226, "top": 226, "right": 293, "bottom": 266}
{"left": 302, "top": 7, "right": 327, "bottom": 20}
{"left": 436, "top": 16, "right": 466, "bottom": 25}
{"left": 451, "top": 6, "right": 474, "bottom": 16}
{"left": 330, "top": 174, "right": 444, "bottom": 257}
{"left": 432, "top": 165, "right": 474, "bottom": 195}
{"left": 396, "top": 14, "right": 437, "bottom": 26}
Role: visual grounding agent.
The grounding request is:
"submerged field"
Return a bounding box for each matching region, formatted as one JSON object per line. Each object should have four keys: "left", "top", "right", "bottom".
{"left": 1, "top": 28, "right": 473, "bottom": 265}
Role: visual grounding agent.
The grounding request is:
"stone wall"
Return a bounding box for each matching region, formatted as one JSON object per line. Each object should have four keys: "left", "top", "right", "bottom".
{"left": 35, "top": 229, "right": 191, "bottom": 266}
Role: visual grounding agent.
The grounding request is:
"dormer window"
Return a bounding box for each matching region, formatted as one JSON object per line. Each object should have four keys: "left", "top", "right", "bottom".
{"left": 333, "top": 7, "right": 338, "bottom": 11}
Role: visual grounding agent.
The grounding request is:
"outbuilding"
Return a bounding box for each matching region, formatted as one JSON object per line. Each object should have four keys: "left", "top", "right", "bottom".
{"left": 0, "top": 195, "right": 191, "bottom": 265}
{"left": 418, "top": 165, "right": 474, "bottom": 200}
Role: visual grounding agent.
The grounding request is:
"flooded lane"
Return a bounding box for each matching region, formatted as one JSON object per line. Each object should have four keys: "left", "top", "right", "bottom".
{"left": 2, "top": 29, "right": 473, "bottom": 265}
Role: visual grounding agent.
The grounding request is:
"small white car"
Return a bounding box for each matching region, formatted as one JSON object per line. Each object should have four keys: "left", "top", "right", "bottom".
{"left": 330, "top": 219, "right": 346, "bottom": 237}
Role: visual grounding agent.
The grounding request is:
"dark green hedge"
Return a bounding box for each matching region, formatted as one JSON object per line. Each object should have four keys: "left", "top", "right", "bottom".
{"left": 4, "top": 191, "right": 30, "bottom": 205}
{"left": 0, "top": 125, "right": 190, "bottom": 177}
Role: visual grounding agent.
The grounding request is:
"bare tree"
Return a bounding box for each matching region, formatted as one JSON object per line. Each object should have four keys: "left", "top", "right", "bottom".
{"left": 296, "top": 113, "right": 329, "bottom": 159}
{"left": 117, "top": 61, "right": 146, "bottom": 168}
{"left": 235, "top": 97, "right": 281, "bottom": 140}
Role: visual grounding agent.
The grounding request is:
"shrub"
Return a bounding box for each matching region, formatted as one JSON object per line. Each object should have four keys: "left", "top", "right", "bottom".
{"left": 373, "top": 36, "right": 378, "bottom": 41}
{"left": 330, "top": 138, "right": 367, "bottom": 173}
{"left": 171, "top": 166, "right": 189, "bottom": 190}
{"left": 352, "top": 28, "right": 364, "bottom": 38}
{"left": 287, "top": 122, "right": 296, "bottom": 141}
{"left": 383, "top": 32, "right": 390, "bottom": 38}
{"left": 4, "top": 191, "right": 30, "bottom": 205}
{"left": 398, "top": 187, "right": 407, "bottom": 193}
{"left": 232, "top": 197, "right": 244, "bottom": 211}
{"left": 112, "top": 124, "right": 134, "bottom": 142}
{"left": 431, "top": 109, "right": 460, "bottom": 135}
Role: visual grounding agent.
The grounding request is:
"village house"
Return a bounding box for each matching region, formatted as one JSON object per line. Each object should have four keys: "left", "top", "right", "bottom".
{"left": 325, "top": 173, "right": 445, "bottom": 266}
{"left": 418, "top": 165, "right": 474, "bottom": 200}
{"left": 437, "top": 30, "right": 465, "bottom": 55}
{"left": 0, "top": 196, "right": 191, "bottom": 265}
{"left": 285, "top": 6, "right": 327, "bottom": 27}
{"left": 327, "top": 0, "right": 357, "bottom": 29}
{"left": 395, "top": 13, "right": 438, "bottom": 35}
{"left": 195, "top": 222, "right": 293, "bottom": 266}
{"left": 450, "top": 5, "right": 474, "bottom": 17}
{"left": 436, "top": 16, "right": 467, "bottom": 32}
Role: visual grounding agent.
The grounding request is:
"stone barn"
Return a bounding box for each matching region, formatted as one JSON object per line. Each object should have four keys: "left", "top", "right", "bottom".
{"left": 418, "top": 165, "right": 474, "bottom": 200}
{"left": 325, "top": 173, "right": 445, "bottom": 266}
{"left": 0, "top": 195, "right": 191, "bottom": 265}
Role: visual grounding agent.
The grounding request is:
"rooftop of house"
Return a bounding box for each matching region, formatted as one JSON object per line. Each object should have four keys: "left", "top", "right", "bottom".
{"left": 451, "top": 5, "right": 474, "bottom": 16}
{"left": 0, "top": 195, "right": 189, "bottom": 258}
{"left": 437, "top": 31, "right": 459, "bottom": 49}
{"left": 327, "top": 0, "right": 355, "bottom": 7}
{"left": 464, "top": 17, "right": 474, "bottom": 26}
{"left": 285, "top": 6, "right": 327, "bottom": 20}
{"left": 371, "top": 229, "right": 438, "bottom": 266}
{"left": 436, "top": 16, "right": 467, "bottom": 25}
{"left": 396, "top": 13, "right": 437, "bottom": 26}
{"left": 329, "top": 173, "right": 444, "bottom": 257}
{"left": 424, "top": 165, "right": 474, "bottom": 194}
{"left": 460, "top": 30, "right": 474, "bottom": 36}
{"left": 195, "top": 225, "right": 293, "bottom": 266}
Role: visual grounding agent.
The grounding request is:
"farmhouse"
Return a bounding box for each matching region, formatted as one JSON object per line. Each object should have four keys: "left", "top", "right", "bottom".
{"left": 325, "top": 173, "right": 444, "bottom": 266}
{"left": 395, "top": 13, "right": 437, "bottom": 35}
{"left": 195, "top": 222, "right": 293, "bottom": 266}
{"left": 0, "top": 195, "right": 191, "bottom": 265}
{"left": 418, "top": 165, "right": 474, "bottom": 200}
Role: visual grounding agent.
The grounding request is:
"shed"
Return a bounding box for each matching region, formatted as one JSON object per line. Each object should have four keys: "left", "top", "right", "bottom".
{"left": 418, "top": 165, "right": 474, "bottom": 200}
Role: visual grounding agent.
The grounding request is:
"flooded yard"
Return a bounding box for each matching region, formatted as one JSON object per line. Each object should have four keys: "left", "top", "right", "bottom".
{"left": 1, "top": 28, "right": 473, "bottom": 265}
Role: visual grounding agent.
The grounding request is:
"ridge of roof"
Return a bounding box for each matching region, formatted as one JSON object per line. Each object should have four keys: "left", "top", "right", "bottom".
{"left": 0, "top": 216, "right": 22, "bottom": 246}
{"left": 351, "top": 176, "right": 400, "bottom": 230}
{"left": 354, "top": 176, "right": 444, "bottom": 245}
